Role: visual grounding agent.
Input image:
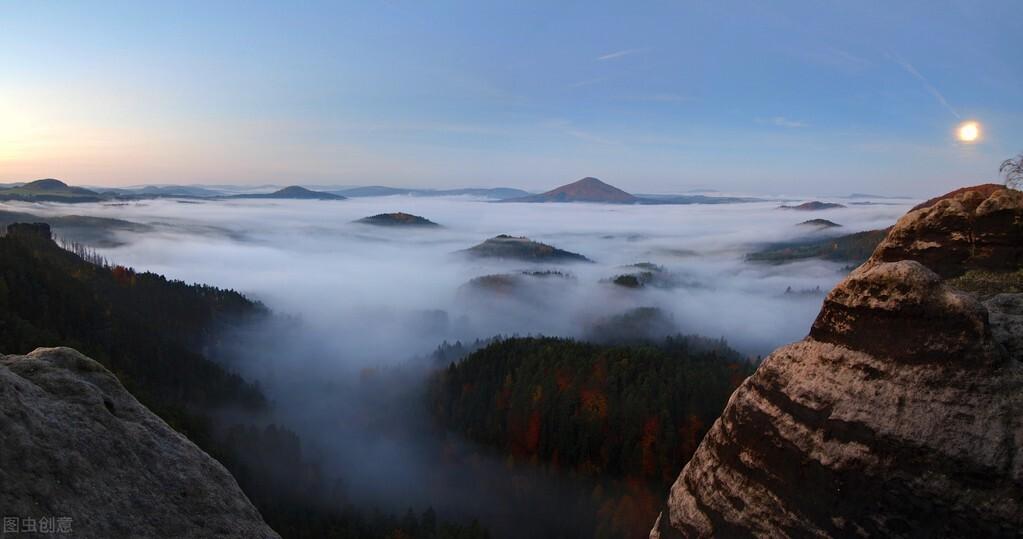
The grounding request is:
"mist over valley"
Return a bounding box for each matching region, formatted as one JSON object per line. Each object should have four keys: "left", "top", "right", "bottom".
{"left": 0, "top": 184, "right": 917, "bottom": 536}
{"left": 4, "top": 2, "right": 1022, "bottom": 536}
{"left": 3, "top": 190, "right": 911, "bottom": 357}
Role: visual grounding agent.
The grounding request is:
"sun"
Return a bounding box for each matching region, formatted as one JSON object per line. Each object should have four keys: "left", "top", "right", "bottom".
{"left": 956, "top": 121, "right": 981, "bottom": 143}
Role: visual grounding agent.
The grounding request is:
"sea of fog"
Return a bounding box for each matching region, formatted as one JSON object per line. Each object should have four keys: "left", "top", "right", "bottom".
{"left": 8, "top": 194, "right": 916, "bottom": 534}
{"left": 15, "top": 194, "right": 913, "bottom": 359}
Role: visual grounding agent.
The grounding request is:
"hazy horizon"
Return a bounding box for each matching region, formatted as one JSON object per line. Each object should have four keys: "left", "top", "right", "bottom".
{"left": 0, "top": 175, "right": 933, "bottom": 199}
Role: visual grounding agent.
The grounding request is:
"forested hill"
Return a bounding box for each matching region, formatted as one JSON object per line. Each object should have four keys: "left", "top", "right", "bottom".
{"left": 430, "top": 336, "right": 754, "bottom": 538}
{"left": 746, "top": 228, "right": 889, "bottom": 265}
{"left": 0, "top": 222, "right": 266, "bottom": 432}
{"left": 432, "top": 337, "right": 752, "bottom": 486}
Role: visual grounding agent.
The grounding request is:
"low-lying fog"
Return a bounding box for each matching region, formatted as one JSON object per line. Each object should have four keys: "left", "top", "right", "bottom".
{"left": 8, "top": 194, "right": 914, "bottom": 535}
{"left": 14, "top": 195, "right": 910, "bottom": 357}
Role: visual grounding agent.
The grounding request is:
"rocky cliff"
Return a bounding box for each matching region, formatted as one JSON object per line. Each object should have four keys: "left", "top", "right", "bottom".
{"left": 653, "top": 186, "right": 1023, "bottom": 538}
{"left": 0, "top": 347, "right": 279, "bottom": 539}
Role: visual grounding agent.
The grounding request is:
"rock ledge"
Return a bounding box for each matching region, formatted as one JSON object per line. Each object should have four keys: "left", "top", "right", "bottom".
{"left": 0, "top": 347, "right": 280, "bottom": 539}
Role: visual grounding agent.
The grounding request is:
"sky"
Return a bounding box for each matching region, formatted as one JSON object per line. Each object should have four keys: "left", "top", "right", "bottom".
{"left": 1, "top": 0, "right": 1020, "bottom": 195}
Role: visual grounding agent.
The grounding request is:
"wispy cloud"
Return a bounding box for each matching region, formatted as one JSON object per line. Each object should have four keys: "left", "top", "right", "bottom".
{"left": 760, "top": 116, "right": 808, "bottom": 128}
{"left": 596, "top": 48, "right": 647, "bottom": 61}
{"left": 887, "top": 53, "right": 960, "bottom": 119}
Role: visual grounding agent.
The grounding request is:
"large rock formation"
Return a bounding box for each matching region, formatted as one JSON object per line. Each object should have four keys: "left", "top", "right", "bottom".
{"left": 653, "top": 186, "right": 1023, "bottom": 538}
{"left": 0, "top": 347, "right": 279, "bottom": 539}
{"left": 872, "top": 186, "right": 1023, "bottom": 276}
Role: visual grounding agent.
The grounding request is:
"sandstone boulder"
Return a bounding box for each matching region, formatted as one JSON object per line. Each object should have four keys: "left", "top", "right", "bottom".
{"left": 0, "top": 347, "right": 280, "bottom": 539}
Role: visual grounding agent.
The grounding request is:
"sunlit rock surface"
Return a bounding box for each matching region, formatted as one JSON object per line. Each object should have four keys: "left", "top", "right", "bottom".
{"left": 0, "top": 347, "right": 279, "bottom": 539}
{"left": 871, "top": 185, "right": 1023, "bottom": 277}
{"left": 652, "top": 186, "right": 1023, "bottom": 538}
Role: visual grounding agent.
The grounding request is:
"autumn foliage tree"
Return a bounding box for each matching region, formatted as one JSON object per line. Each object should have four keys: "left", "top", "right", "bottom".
{"left": 431, "top": 336, "right": 754, "bottom": 537}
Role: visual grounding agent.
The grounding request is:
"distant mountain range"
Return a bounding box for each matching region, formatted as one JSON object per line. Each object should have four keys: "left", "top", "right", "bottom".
{"left": 0, "top": 179, "right": 529, "bottom": 202}
{"left": 0, "top": 180, "right": 346, "bottom": 202}
{"left": 637, "top": 193, "right": 764, "bottom": 205}
{"left": 97, "top": 185, "right": 228, "bottom": 198}
{"left": 500, "top": 177, "right": 763, "bottom": 204}
{"left": 226, "top": 186, "right": 345, "bottom": 200}
{"left": 328, "top": 186, "right": 529, "bottom": 199}
{"left": 0, "top": 179, "right": 105, "bottom": 203}
{"left": 0, "top": 177, "right": 792, "bottom": 206}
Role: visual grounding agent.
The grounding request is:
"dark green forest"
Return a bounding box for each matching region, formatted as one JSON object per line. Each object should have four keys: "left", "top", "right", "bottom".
{"left": 746, "top": 227, "right": 890, "bottom": 265}
{"left": 0, "top": 222, "right": 486, "bottom": 539}
{"left": 0, "top": 223, "right": 266, "bottom": 430}
{"left": 430, "top": 336, "right": 754, "bottom": 537}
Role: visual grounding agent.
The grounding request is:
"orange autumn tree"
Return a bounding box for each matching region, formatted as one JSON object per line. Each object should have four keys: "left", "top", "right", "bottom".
{"left": 431, "top": 336, "right": 754, "bottom": 488}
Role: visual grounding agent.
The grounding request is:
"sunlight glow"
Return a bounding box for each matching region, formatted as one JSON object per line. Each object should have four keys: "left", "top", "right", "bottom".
{"left": 956, "top": 121, "right": 981, "bottom": 143}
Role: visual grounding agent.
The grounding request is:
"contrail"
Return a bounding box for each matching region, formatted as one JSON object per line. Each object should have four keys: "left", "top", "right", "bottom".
{"left": 888, "top": 53, "right": 961, "bottom": 119}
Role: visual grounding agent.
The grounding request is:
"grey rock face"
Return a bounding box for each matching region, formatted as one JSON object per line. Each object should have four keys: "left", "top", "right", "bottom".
{"left": 0, "top": 347, "right": 279, "bottom": 539}
{"left": 653, "top": 186, "right": 1023, "bottom": 538}
{"left": 986, "top": 293, "right": 1023, "bottom": 362}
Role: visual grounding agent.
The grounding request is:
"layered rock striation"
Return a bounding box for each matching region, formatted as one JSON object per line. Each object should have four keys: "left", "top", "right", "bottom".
{"left": 653, "top": 186, "right": 1023, "bottom": 538}
{"left": 873, "top": 186, "right": 1023, "bottom": 277}
{"left": 0, "top": 347, "right": 279, "bottom": 539}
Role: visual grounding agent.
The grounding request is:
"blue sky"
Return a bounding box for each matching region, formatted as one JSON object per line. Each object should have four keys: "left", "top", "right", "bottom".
{"left": 1, "top": 1, "right": 1020, "bottom": 195}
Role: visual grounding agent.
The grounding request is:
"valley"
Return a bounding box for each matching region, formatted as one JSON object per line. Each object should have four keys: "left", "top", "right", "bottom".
{"left": 0, "top": 182, "right": 914, "bottom": 538}
{"left": 4, "top": 4, "right": 1020, "bottom": 537}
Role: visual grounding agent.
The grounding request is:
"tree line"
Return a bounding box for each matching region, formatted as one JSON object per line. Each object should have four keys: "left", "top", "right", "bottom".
{"left": 430, "top": 336, "right": 755, "bottom": 537}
